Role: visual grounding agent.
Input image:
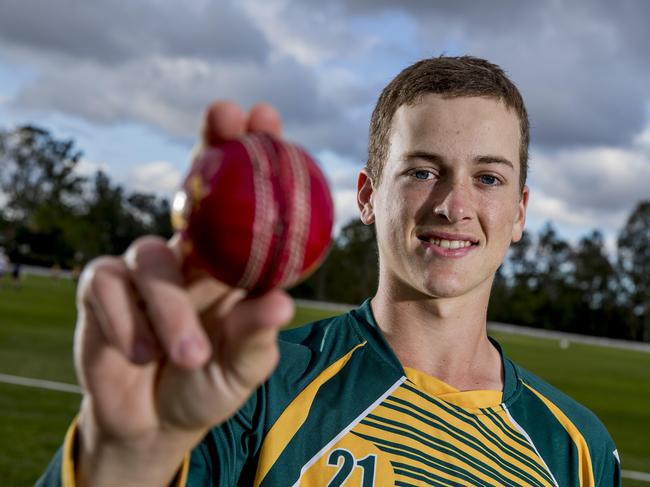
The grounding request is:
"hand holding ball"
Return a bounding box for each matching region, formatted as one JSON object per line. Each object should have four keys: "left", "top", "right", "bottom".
{"left": 172, "top": 133, "right": 334, "bottom": 294}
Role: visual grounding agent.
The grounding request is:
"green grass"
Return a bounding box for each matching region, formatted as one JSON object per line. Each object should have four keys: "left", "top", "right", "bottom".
{"left": 0, "top": 275, "right": 648, "bottom": 485}
{"left": 0, "top": 277, "right": 77, "bottom": 383}
{"left": 0, "top": 382, "right": 81, "bottom": 485}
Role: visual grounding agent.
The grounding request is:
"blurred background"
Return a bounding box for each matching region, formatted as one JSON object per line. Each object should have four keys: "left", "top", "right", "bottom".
{"left": 0, "top": 0, "right": 649, "bottom": 485}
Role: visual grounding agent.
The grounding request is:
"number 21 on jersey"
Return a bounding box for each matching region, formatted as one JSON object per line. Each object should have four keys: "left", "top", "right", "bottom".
{"left": 326, "top": 449, "right": 376, "bottom": 487}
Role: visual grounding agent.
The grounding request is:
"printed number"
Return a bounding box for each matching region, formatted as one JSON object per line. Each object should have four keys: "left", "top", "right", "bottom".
{"left": 357, "top": 455, "right": 376, "bottom": 487}
{"left": 327, "top": 450, "right": 355, "bottom": 486}
{"left": 327, "top": 449, "right": 377, "bottom": 487}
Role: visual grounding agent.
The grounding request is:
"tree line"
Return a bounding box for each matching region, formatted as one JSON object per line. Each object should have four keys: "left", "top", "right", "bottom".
{"left": 1, "top": 125, "right": 648, "bottom": 342}
{"left": 0, "top": 125, "right": 172, "bottom": 269}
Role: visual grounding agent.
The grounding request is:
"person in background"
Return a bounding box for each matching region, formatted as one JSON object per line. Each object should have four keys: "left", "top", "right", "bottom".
{"left": 11, "top": 261, "right": 22, "bottom": 289}
{"left": 0, "top": 248, "right": 7, "bottom": 284}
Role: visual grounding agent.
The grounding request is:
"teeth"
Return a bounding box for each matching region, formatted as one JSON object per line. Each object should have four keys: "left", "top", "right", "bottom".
{"left": 428, "top": 238, "right": 473, "bottom": 249}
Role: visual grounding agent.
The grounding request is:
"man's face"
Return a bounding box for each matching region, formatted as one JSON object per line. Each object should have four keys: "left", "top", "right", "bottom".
{"left": 358, "top": 94, "right": 528, "bottom": 300}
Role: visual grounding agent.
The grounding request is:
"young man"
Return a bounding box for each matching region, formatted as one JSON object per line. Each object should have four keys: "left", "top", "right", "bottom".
{"left": 39, "top": 56, "right": 620, "bottom": 486}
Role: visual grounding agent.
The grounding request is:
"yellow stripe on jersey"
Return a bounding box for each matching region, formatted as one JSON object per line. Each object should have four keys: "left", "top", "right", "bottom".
{"left": 176, "top": 453, "right": 190, "bottom": 487}
{"left": 253, "top": 342, "right": 367, "bottom": 486}
{"left": 404, "top": 366, "right": 503, "bottom": 409}
{"left": 300, "top": 377, "right": 556, "bottom": 486}
{"left": 403, "top": 367, "right": 460, "bottom": 395}
{"left": 524, "top": 382, "right": 595, "bottom": 487}
{"left": 351, "top": 382, "right": 555, "bottom": 486}
{"left": 62, "top": 416, "right": 78, "bottom": 487}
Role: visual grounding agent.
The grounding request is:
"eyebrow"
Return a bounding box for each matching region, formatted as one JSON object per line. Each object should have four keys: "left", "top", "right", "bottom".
{"left": 403, "top": 151, "right": 443, "bottom": 163}
{"left": 476, "top": 155, "right": 515, "bottom": 169}
{"left": 404, "top": 151, "right": 515, "bottom": 170}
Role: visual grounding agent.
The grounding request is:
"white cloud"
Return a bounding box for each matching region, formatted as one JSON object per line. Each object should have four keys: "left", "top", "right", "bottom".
{"left": 527, "top": 192, "right": 596, "bottom": 227}
{"left": 10, "top": 53, "right": 343, "bottom": 151}
{"left": 525, "top": 127, "right": 650, "bottom": 244}
{"left": 312, "top": 149, "right": 363, "bottom": 232}
{"left": 333, "top": 188, "right": 360, "bottom": 233}
{"left": 634, "top": 126, "right": 650, "bottom": 149}
{"left": 530, "top": 137, "right": 650, "bottom": 215}
{"left": 317, "top": 150, "right": 362, "bottom": 189}
{"left": 241, "top": 0, "right": 376, "bottom": 67}
{"left": 127, "top": 160, "right": 182, "bottom": 196}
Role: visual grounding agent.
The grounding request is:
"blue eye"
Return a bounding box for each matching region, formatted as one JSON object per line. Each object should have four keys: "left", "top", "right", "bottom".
{"left": 479, "top": 174, "right": 500, "bottom": 185}
{"left": 413, "top": 170, "right": 432, "bottom": 180}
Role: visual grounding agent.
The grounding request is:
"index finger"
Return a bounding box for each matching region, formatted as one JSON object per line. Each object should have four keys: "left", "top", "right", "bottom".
{"left": 247, "top": 102, "right": 283, "bottom": 137}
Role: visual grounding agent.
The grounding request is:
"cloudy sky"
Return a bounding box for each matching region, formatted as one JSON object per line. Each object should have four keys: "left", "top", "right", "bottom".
{"left": 1, "top": 0, "right": 649, "bottom": 247}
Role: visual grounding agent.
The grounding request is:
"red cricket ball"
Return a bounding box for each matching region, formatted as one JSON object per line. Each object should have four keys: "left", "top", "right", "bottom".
{"left": 171, "top": 133, "right": 334, "bottom": 293}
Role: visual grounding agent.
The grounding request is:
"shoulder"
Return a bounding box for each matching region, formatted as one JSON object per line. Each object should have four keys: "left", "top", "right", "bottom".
{"left": 509, "top": 361, "right": 620, "bottom": 483}
{"left": 514, "top": 363, "right": 611, "bottom": 441}
{"left": 280, "top": 310, "right": 362, "bottom": 351}
{"left": 274, "top": 310, "right": 366, "bottom": 379}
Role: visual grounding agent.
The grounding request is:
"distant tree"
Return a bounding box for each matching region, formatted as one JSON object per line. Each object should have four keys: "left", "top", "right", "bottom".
{"left": 494, "top": 230, "right": 544, "bottom": 326}
{"left": 0, "top": 125, "right": 85, "bottom": 264}
{"left": 618, "top": 201, "right": 650, "bottom": 341}
{"left": 573, "top": 231, "right": 612, "bottom": 304}
{"left": 535, "top": 223, "right": 575, "bottom": 293}
{"left": 0, "top": 125, "right": 84, "bottom": 223}
{"left": 533, "top": 223, "right": 583, "bottom": 331}
{"left": 509, "top": 230, "right": 537, "bottom": 289}
{"left": 491, "top": 225, "right": 610, "bottom": 336}
{"left": 572, "top": 230, "right": 627, "bottom": 337}
{"left": 126, "top": 192, "right": 173, "bottom": 239}
{"left": 488, "top": 264, "right": 510, "bottom": 322}
{"left": 90, "top": 170, "right": 132, "bottom": 255}
{"left": 74, "top": 171, "right": 173, "bottom": 259}
{"left": 290, "top": 218, "right": 378, "bottom": 304}
{"left": 326, "top": 219, "right": 378, "bottom": 304}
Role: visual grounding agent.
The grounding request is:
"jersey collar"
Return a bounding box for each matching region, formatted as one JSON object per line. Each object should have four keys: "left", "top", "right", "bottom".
{"left": 350, "top": 298, "right": 520, "bottom": 403}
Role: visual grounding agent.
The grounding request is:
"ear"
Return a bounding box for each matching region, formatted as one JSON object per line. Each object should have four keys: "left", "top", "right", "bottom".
{"left": 357, "top": 170, "right": 375, "bottom": 225}
{"left": 511, "top": 185, "right": 529, "bottom": 243}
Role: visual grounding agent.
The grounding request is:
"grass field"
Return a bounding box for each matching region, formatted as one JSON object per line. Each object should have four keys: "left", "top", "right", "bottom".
{"left": 1, "top": 275, "right": 648, "bottom": 486}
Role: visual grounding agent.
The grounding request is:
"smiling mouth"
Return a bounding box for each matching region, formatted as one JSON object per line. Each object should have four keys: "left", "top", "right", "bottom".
{"left": 417, "top": 235, "right": 479, "bottom": 250}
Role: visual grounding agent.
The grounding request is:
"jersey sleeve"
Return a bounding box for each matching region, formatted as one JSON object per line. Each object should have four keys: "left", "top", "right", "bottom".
{"left": 594, "top": 442, "right": 621, "bottom": 486}
{"left": 35, "top": 417, "right": 79, "bottom": 487}
{"left": 35, "top": 418, "right": 192, "bottom": 487}
{"left": 509, "top": 363, "right": 622, "bottom": 487}
{"left": 186, "top": 385, "right": 267, "bottom": 486}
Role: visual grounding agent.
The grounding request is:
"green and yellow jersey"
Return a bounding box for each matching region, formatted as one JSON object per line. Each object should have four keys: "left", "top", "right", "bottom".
{"left": 188, "top": 300, "right": 620, "bottom": 486}
{"left": 38, "top": 300, "right": 620, "bottom": 486}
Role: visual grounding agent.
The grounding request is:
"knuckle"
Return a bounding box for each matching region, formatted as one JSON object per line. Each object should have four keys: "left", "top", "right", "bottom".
{"left": 77, "top": 256, "right": 124, "bottom": 302}
{"left": 124, "top": 235, "right": 174, "bottom": 274}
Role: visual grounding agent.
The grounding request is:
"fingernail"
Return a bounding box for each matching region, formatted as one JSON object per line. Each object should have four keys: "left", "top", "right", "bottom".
{"left": 174, "top": 336, "right": 208, "bottom": 367}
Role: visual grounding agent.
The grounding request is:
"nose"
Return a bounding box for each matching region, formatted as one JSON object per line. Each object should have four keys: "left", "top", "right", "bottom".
{"left": 433, "top": 179, "right": 472, "bottom": 223}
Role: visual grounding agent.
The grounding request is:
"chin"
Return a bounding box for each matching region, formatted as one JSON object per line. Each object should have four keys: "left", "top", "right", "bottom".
{"left": 417, "top": 278, "right": 466, "bottom": 299}
{"left": 424, "top": 286, "right": 467, "bottom": 299}
{"left": 419, "top": 274, "right": 492, "bottom": 300}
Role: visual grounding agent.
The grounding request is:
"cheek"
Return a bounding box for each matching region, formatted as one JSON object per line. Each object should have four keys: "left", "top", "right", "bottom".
{"left": 481, "top": 199, "right": 519, "bottom": 242}
{"left": 374, "top": 198, "right": 415, "bottom": 252}
{"left": 378, "top": 192, "right": 411, "bottom": 223}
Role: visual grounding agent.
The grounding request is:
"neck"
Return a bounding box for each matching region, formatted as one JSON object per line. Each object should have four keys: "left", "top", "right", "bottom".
{"left": 371, "top": 279, "right": 503, "bottom": 391}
